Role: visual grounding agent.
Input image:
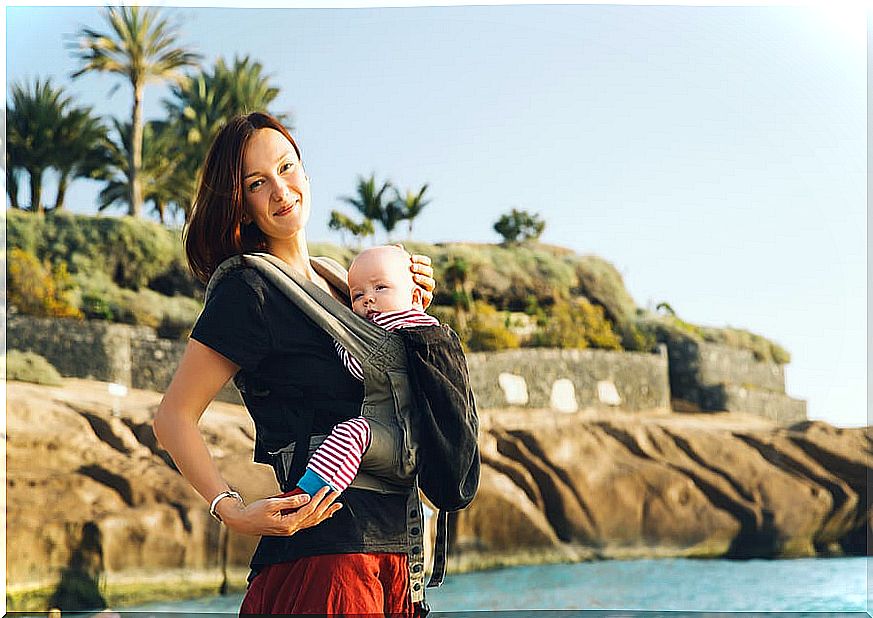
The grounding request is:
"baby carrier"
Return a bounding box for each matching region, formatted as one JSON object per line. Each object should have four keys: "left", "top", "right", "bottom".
{"left": 205, "top": 252, "right": 480, "bottom": 605}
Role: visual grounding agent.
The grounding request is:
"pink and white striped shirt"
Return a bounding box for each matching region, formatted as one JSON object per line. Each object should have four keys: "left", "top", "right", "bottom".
{"left": 334, "top": 308, "right": 439, "bottom": 381}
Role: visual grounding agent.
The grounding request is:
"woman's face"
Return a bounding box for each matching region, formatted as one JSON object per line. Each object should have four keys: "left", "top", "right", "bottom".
{"left": 242, "top": 128, "right": 311, "bottom": 245}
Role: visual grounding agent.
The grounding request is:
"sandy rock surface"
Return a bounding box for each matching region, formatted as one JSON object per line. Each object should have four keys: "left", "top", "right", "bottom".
{"left": 7, "top": 379, "right": 871, "bottom": 608}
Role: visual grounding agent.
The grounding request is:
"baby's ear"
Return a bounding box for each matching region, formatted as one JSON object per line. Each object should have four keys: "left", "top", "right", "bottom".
{"left": 411, "top": 285, "right": 424, "bottom": 309}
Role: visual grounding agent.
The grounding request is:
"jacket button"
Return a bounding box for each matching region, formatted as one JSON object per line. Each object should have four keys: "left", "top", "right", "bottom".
{"left": 413, "top": 583, "right": 421, "bottom": 591}
{"left": 411, "top": 527, "right": 420, "bottom": 535}
{"left": 412, "top": 546, "right": 421, "bottom": 554}
{"left": 409, "top": 511, "right": 418, "bottom": 518}
{"left": 412, "top": 564, "right": 423, "bottom": 573}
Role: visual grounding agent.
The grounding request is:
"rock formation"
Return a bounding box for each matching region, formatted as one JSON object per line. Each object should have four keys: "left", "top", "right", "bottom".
{"left": 6, "top": 379, "right": 870, "bottom": 611}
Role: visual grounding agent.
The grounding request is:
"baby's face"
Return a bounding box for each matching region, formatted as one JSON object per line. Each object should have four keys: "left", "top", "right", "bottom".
{"left": 348, "top": 247, "right": 420, "bottom": 318}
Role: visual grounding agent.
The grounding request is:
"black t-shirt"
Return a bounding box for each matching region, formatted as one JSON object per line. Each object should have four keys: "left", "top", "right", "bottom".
{"left": 190, "top": 266, "right": 411, "bottom": 571}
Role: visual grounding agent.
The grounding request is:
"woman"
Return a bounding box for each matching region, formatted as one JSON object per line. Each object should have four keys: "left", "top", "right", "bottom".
{"left": 152, "top": 112, "right": 435, "bottom": 615}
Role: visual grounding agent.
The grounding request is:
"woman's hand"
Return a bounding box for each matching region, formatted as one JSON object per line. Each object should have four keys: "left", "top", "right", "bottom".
{"left": 219, "top": 486, "right": 342, "bottom": 537}
{"left": 390, "top": 244, "right": 435, "bottom": 307}
{"left": 408, "top": 252, "right": 435, "bottom": 309}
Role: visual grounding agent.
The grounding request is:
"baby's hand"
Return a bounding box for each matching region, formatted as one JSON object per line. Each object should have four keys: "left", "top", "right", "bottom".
{"left": 274, "top": 487, "right": 307, "bottom": 515}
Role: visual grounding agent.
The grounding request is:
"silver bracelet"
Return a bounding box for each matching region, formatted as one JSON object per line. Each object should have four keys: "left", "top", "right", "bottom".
{"left": 209, "top": 489, "right": 243, "bottom": 523}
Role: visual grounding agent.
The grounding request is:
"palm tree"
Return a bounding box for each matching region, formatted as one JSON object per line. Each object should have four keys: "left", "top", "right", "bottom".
{"left": 96, "top": 119, "right": 183, "bottom": 223}
{"left": 7, "top": 79, "right": 71, "bottom": 213}
{"left": 216, "top": 55, "right": 282, "bottom": 118}
{"left": 380, "top": 201, "right": 406, "bottom": 242}
{"left": 5, "top": 108, "right": 23, "bottom": 209}
{"left": 444, "top": 256, "right": 472, "bottom": 332}
{"left": 339, "top": 174, "right": 394, "bottom": 243}
{"left": 163, "top": 55, "right": 286, "bottom": 218}
{"left": 392, "top": 183, "right": 431, "bottom": 239}
{"left": 328, "top": 210, "right": 375, "bottom": 250}
{"left": 5, "top": 155, "right": 22, "bottom": 210}
{"left": 52, "top": 106, "right": 109, "bottom": 210}
{"left": 71, "top": 6, "right": 199, "bottom": 217}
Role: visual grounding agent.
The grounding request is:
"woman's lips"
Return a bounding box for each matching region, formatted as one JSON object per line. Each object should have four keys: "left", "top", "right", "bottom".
{"left": 273, "top": 200, "right": 299, "bottom": 217}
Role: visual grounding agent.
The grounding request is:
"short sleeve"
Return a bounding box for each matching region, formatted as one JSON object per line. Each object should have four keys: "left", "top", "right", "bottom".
{"left": 190, "top": 271, "right": 273, "bottom": 372}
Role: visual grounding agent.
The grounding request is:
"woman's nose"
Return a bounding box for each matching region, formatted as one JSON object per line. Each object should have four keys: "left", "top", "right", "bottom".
{"left": 270, "top": 179, "right": 289, "bottom": 202}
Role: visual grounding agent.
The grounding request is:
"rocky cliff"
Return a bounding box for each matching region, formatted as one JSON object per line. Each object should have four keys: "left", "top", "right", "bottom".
{"left": 7, "top": 379, "right": 870, "bottom": 611}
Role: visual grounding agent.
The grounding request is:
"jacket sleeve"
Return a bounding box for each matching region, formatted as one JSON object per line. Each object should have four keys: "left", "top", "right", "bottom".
{"left": 399, "top": 325, "right": 480, "bottom": 511}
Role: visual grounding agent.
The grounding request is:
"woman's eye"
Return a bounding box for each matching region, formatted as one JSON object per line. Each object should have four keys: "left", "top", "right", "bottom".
{"left": 248, "top": 179, "right": 263, "bottom": 191}
{"left": 280, "top": 162, "right": 295, "bottom": 173}
{"left": 376, "top": 285, "right": 388, "bottom": 291}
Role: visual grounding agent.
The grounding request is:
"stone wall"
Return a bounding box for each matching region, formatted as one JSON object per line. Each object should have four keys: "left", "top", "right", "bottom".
{"left": 6, "top": 316, "right": 806, "bottom": 422}
{"left": 6, "top": 314, "right": 152, "bottom": 386}
{"left": 7, "top": 315, "right": 242, "bottom": 404}
{"left": 466, "top": 345, "right": 671, "bottom": 412}
{"left": 665, "top": 338, "right": 806, "bottom": 424}
{"left": 7, "top": 316, "right": 673, "bottom": 414}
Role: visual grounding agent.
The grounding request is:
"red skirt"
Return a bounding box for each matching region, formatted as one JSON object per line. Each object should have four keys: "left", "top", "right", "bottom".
{"left": 239, "top": 552, "right": 420, "bottom": 616}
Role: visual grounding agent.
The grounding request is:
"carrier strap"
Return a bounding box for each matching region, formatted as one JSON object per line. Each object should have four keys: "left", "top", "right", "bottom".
{"left": 206, "top": 253, "right": 390, "bottom": 364}
{"left": 286, "top": 404, "right": 316, "bottom": 488}
{"left": 249, "top": 253, "right": 393, "bottom": 365}
{"left": 427, "top": 509, "right": 449, "bottom": 588}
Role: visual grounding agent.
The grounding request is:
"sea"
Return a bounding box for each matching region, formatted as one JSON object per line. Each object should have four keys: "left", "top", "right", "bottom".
{"left": 110, "top": 556, "right": 867, "bottom": 615}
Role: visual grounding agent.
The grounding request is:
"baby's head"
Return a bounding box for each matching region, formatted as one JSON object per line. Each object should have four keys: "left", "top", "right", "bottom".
{"left": 348, "top": 245, "right": 424, "bottom": 318}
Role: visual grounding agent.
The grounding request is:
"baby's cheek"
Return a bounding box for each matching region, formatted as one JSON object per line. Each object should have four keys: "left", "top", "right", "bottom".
{"left": 352, "top": 303, "right": 368, "bottom": 317}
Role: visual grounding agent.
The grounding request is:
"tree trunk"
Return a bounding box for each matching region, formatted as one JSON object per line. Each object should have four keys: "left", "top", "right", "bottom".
{"left": 129, "top": 83, "right": 144, "bottom": 217}
{"left": 7, "top": 166, "right": 21, "bottom": 209}
{"left": 454, "top": 283, "right": 468, "bottom": 332}
{"left": 155, "top": 200, "right": 166, "bottom": 224}
{"left": 27, "top": 168, "right": 44, "bottom": 214}
{"left": 54, "top": 172, "right": 70, "bottom": 210}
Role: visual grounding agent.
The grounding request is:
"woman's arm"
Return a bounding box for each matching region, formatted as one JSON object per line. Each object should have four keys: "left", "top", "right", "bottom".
{"left": 153, "top": 338, "right": 342, "bottom": 536}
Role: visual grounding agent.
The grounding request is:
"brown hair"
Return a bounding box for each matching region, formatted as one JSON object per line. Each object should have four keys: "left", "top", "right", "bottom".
{"left": 184, "top": 112, "right": 302, "bottom": 283}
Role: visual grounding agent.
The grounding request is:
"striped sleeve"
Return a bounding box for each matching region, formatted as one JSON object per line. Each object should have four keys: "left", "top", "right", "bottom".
{"left": 304, "top": 416, "right": 372, "bottom": 493}
{"left": 372, "top": 309, "right": 440, "bottom": 331}
{"left": 334, "top": 340, "right": 365, "bottom": 382}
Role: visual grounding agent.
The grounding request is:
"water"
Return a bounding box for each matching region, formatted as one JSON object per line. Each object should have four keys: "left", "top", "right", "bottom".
{"left": 122, "top": 557, "right": 868, "bottom": 614}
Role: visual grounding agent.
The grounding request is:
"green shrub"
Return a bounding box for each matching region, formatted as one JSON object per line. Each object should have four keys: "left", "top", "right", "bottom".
{"left": 699, "top": 325, "right": 791, "bottom": 364}
{"left": 97, "top": 216, "right": 178, "bottom": 289}
{"left": 619, "top": 320, "right": 660, "bottom": 353}
{"left": 7, "top": 248, "right": 83, "bottom": 319}
{"left": 466, "top": 302, "right": 520, "bottom": 352}
{"left": 155, "top": 295, "right": 203, "bottom": 339}
{"left": 6, "top": 350, "right": 63, "bottom": 386}
{"left": 571, "top": 255, "right": 638, "bottom": 329}
{"left": 633, "top": 314, "right": 698, "bottom": 350}
{"left": 6, "top": 211, "right": 792, "bottom": 363}
{"left": 425, "top": 305, "right": 456, "bottom": 328}
{"left": 147, "top": 251, "right": 203, "bottom": 299}
{"left": 467, "top": 322, "right": 520, "bottom": 352}
{"left": 7, "top": 210, "right": 176, "bottom": 290}
{"left": 80, "top": 292, "right": 114, "bottom": 320}
{"left": 75, "top": 268, "right": 202, "bottom": 335}
{"left": 529, "top": 298, "right": 622, "bottom": 350}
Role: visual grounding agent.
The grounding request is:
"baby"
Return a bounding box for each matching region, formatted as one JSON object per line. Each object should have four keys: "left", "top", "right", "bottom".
{"left": 292, "top": 245, "right": 439, "bottom": 497}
